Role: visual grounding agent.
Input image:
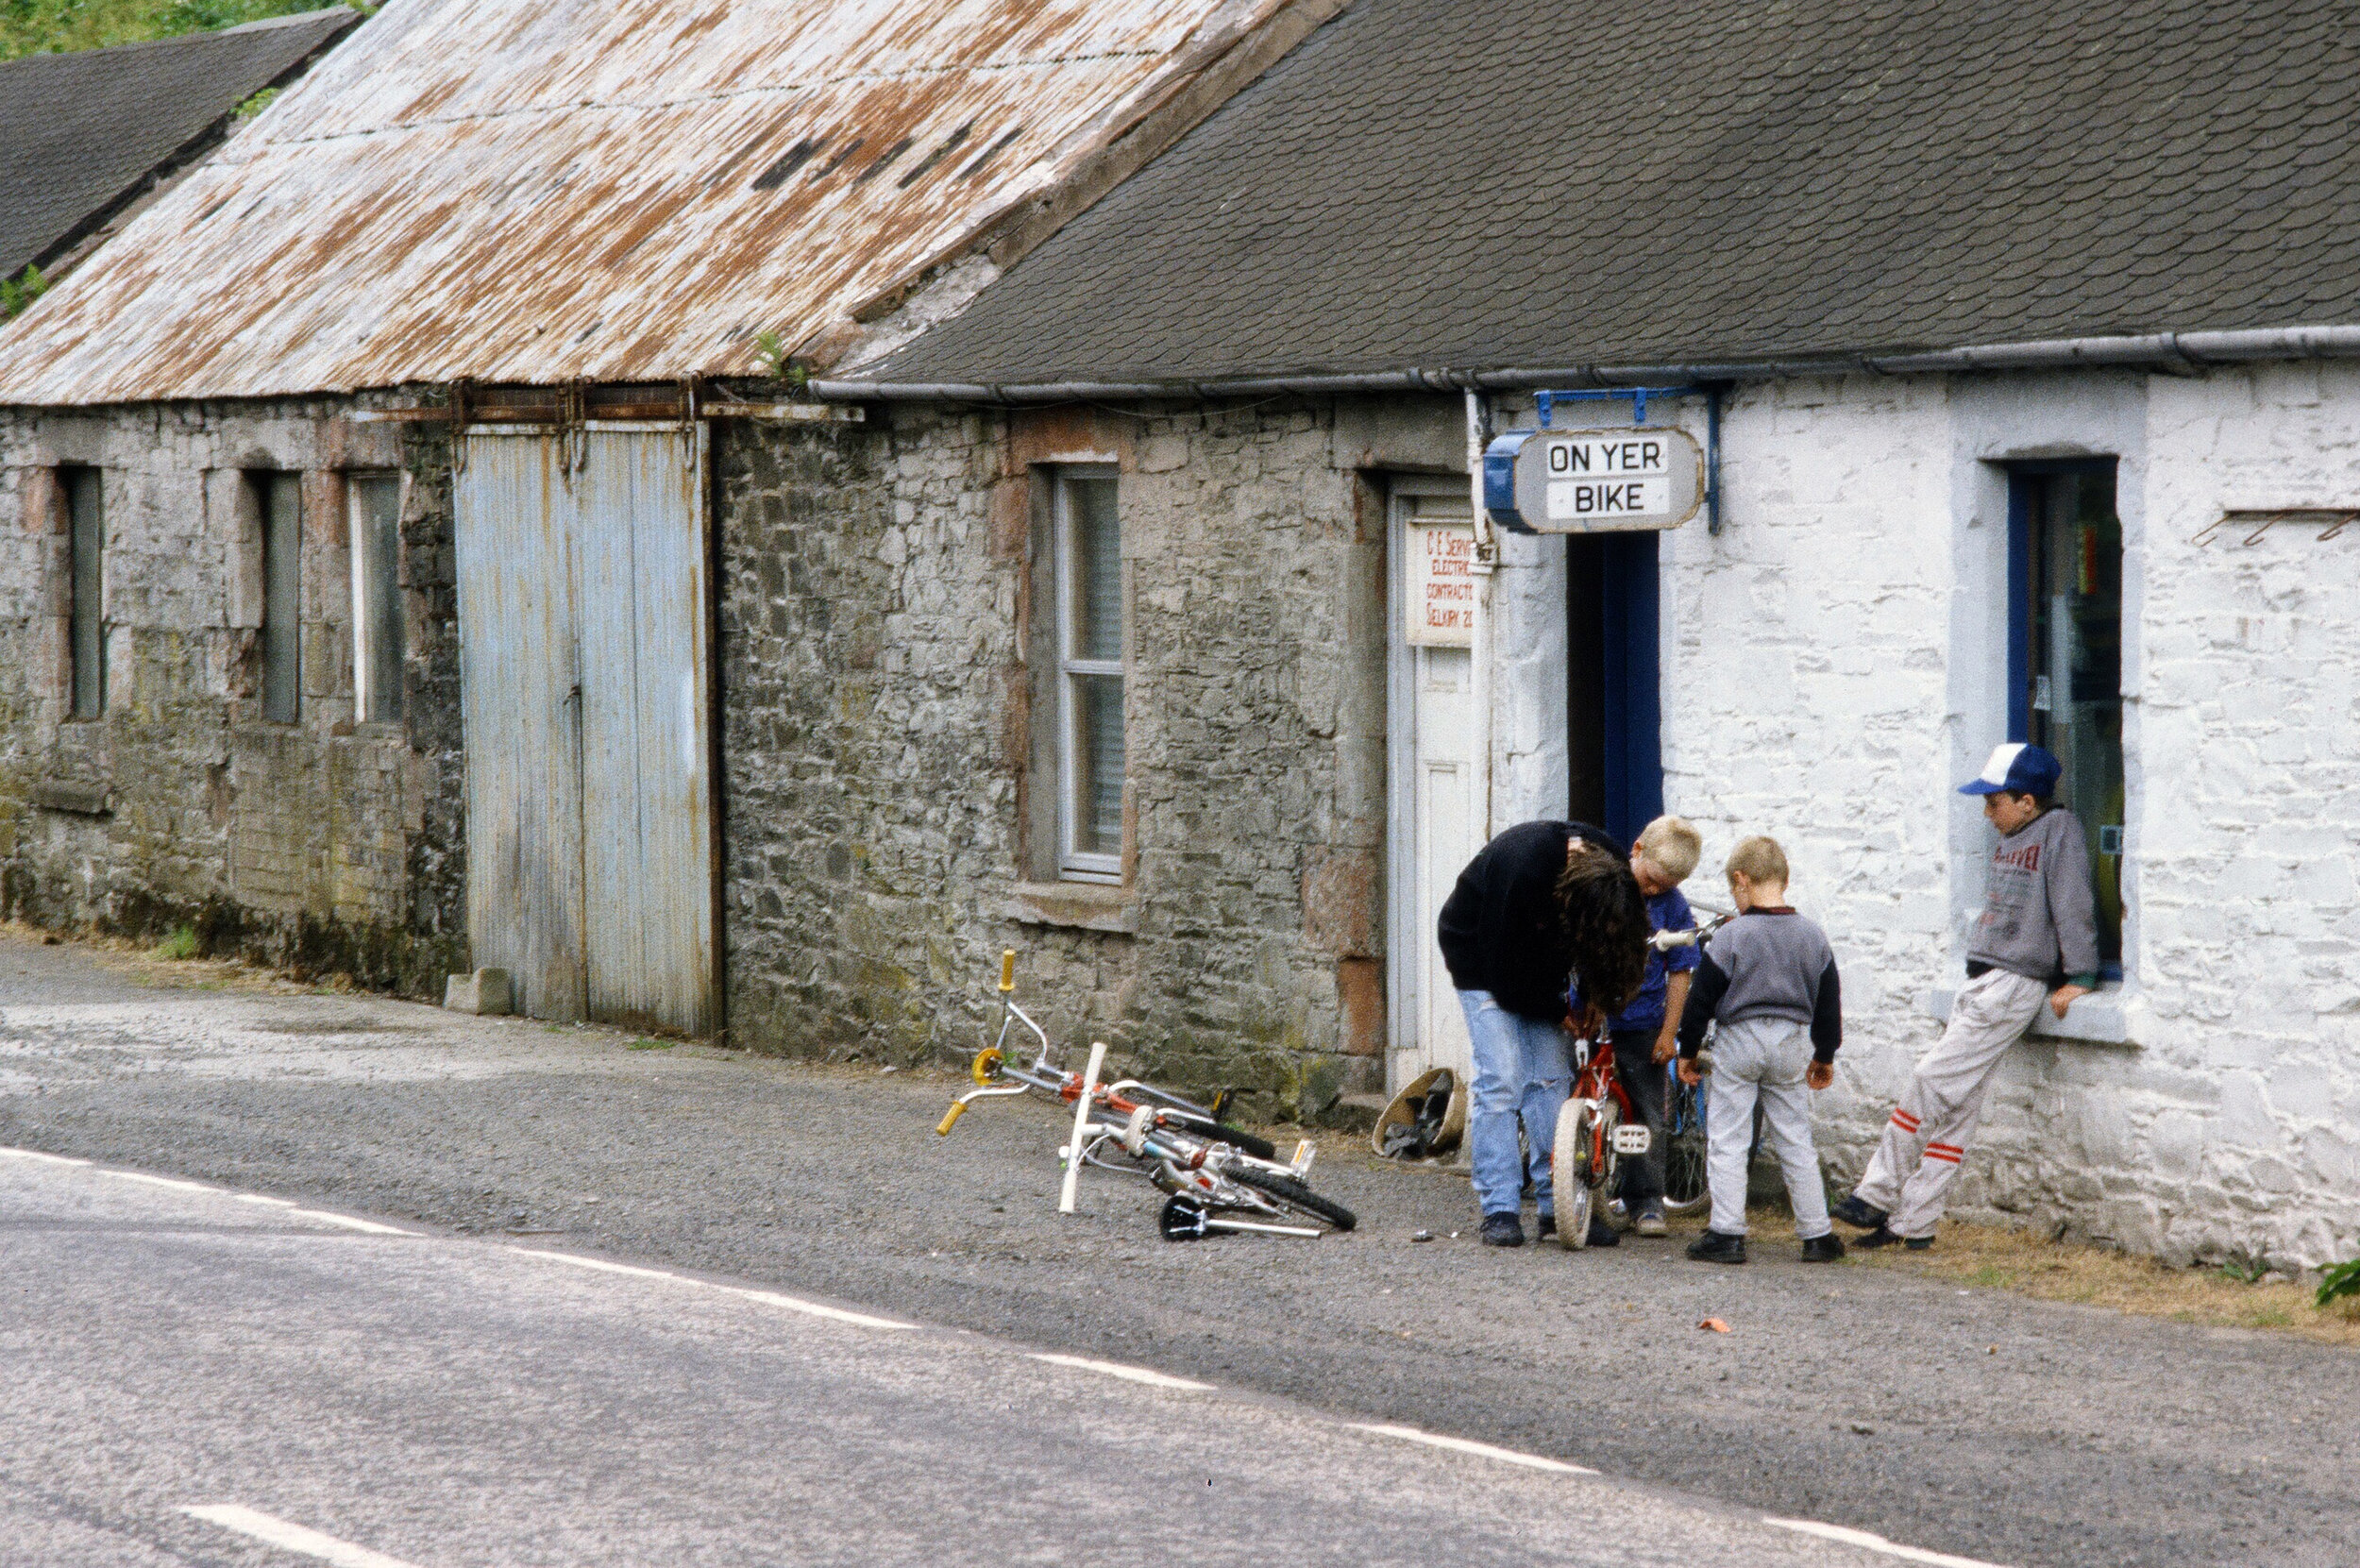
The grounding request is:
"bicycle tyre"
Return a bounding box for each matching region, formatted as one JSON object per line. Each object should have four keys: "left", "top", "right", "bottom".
{"left": 1660, "top": 1076, "right": 1709, "bottom": 1211}
{"left": 1164, "top": 1115, "right": 1278, "bottom": 1161}
{"left": 1552, "top": 1101, "right": 1594, "bottom": 1250}
{"left": 1225, "top": 1165, "right": 1357, "bottom": 1232}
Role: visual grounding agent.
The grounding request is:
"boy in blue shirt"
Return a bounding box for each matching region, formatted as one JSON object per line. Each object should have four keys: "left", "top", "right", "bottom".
{"left": 1568, "top": 816, "right": 1702, "bottom": 1239}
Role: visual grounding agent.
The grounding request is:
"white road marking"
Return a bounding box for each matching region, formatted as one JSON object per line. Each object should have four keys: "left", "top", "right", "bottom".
{"left": 1348, "top": 1423, "right": 1598, "bottom": 1475}
{"left": 287, "top": 1209, "right": 418, "bottom": 1236}
{"left": 236, "top": 1193, "right": 301, "bottom": 1207}
{"left": 102, "top": 1170, "right": 217, "bottom": 1193}
{"left": 1028, "top": 1352, "right": 1214, "bottom": 1391}
{"left": 179, "top": 1504, "right": 421, "bottom": 1568}
{"left": 0, "top": 1147, "right": 88, "bottom": 1167}
{"left": 1765, "top": 1518, "right": 2014, "bottom": 1567}
{"left": 511, "top": 1248, "right": 914, "bottom": 1330}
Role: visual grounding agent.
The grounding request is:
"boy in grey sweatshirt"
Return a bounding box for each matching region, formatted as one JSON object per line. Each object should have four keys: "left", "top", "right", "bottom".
{"left": 1674, "top": 835, "right": 1846, "bottom": 1266}
{"left": 1832, "top": 743, "right": 2100, "bottom": 1249}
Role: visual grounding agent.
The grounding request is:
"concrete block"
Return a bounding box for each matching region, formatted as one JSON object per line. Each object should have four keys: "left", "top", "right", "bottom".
{"left": 445, "top": 969, "right": 513, "bottom": 1016}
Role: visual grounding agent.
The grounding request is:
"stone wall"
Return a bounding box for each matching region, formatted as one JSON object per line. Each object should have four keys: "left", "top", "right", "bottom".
{"left": 1653, "top": 368, "right": 2359, "bottom": 1269}
{"left": 716, "top": 396, "right": 1433, "bottom": 1118}
{"left": 0, "top": 397, "right": 465, "bottom": 991}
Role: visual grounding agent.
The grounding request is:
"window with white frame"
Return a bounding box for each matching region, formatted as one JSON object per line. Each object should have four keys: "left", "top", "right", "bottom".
{"left": 348, "top": 473, "right": 404, "bottom": 723}
{"left": 1054, "top": 467, "right": 1124, "bottom": 881}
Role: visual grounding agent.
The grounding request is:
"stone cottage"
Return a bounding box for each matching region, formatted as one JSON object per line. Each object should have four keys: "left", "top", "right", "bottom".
{"left": 797, "top": 0, "right": 2360, "bottom": 1268}
{"left": 0, "top": 0, "right": 1343, "bottom": 1028}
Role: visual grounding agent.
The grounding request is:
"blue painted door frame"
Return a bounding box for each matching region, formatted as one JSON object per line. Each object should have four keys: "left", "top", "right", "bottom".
{"left": 1568, "top": 531, "right": 1662, "bottom": 847}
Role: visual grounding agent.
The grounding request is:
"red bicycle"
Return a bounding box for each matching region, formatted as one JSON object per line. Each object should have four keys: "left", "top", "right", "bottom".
{"left": 1552, "top": 910, "right": 1731, "bottom": 1250}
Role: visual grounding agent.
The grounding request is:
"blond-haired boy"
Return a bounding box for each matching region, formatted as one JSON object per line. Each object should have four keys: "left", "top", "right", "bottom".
{"left": 1674, "top": 835, "right": 1846, "bottom": 1265}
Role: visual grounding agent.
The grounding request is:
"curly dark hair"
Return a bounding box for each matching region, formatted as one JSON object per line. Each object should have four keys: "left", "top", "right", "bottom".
{"left": 1556, "top": 839, "right": 1650, "bottom": 1015}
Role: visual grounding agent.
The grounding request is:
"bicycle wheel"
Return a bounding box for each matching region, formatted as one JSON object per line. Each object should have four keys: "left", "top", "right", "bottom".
{"left": 1591, "top": 1100, "right": 1623, "bottom": 1231}
{"left": 1552, "top": 1101, "right": 1595, "bottom": 1250}
{"left": 1225, "top": 1165, "right": 1357, "bottom": 1232}
{"left": 1660, "top": 1073, "right": 1710, "bottom": 1211}
{"left": 1160, "top": 1113, "right": 1278, "bottom": 1161}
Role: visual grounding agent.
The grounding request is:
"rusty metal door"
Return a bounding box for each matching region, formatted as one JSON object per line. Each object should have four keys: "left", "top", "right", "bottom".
{"left": 454, "top": 424, "right": 716, "bottom": 1034}
{"left": 456, "top": 431, "right": 587, "bottom": 1022}
{"left": 575, "top": 424, "right": 716, "bottom": 1034}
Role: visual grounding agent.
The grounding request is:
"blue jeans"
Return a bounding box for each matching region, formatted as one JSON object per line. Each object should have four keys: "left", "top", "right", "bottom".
{"left": 1457, "top": 989, "right": 1572, "bottom": 1217}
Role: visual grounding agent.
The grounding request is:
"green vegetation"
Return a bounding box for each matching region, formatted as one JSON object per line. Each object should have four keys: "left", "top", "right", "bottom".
{"left": 2319, "top": 1256, "right": 2360, "bottom": 1309}
{"left": 231, "top": 83, "right": 277, "bottom": 118}
{"left": 154, "top": 924, "right": 200, "bottom": 961}
{"left": 1, "top": 1, "right": 355, "bottom": 62}
{"left": 0, "top": 264, "right": 45, "bottom": 318}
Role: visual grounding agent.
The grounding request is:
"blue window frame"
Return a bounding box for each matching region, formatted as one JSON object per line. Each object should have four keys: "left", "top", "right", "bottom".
{"left": 2006, "top": 459, "right": 2125, "bottom": 979}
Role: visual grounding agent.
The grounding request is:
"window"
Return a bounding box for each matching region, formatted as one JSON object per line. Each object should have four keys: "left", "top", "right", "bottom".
{"left": 257, "top": 471, "right": 302, "bottom": 724}
{"left": 1054, "top": 468, "right": 1123, "bottom": 881}
{"left": 64, "top": 466, "right": 104, "bottom": 719}
{"left": 348, "top": 474, "right": 403, "bottom": 723}
{"left": 2009, "top": 462, "right": 2125, "bottom": 976}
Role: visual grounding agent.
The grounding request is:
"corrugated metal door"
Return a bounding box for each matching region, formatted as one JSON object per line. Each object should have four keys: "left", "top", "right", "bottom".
{"left": 455, "top": 432, "right": 587, "bottom": 1022}
{"left": 576, "top": 424, "right": 716, "bottom": 1035}
{"left": 454, "top": 425, "right": 716, "bottom": 1034}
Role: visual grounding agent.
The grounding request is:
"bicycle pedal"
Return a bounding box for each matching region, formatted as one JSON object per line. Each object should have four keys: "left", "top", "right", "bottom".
{"left": 1612, "top": 1125, "right": 1652, "bottom": 1156}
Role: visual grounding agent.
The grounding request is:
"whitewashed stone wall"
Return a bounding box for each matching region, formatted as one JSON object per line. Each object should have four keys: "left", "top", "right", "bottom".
{"left": 1654, "top": 367, "right": 2358, "bottom": 1270}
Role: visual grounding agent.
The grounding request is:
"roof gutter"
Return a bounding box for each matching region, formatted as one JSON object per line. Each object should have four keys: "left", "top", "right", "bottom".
{"left": 807, "top": 323, "right": 2360, "bottom": 402}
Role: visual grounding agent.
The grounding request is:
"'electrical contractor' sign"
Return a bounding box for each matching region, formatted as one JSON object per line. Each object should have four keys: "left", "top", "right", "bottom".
{"left": 1404, "top": 520, "right": 1475, "bottom": 648}
{"left": 1483, "top": 426, "right": 1704, "bottom": 535}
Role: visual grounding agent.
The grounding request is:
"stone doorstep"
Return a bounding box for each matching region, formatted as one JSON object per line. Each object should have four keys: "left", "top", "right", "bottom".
{"left": 1920, "top": 985, "right": 2135, "bottom": 1046}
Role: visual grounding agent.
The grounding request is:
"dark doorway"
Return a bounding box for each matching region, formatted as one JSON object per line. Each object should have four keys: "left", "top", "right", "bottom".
{"left": 1566, "top": 531, "right": 1662, "bottom": 846}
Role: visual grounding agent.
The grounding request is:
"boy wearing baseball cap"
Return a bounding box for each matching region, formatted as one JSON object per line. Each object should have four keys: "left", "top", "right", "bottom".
{"left": 1831, "top": 743, "right": 2099, "bottom": 1250}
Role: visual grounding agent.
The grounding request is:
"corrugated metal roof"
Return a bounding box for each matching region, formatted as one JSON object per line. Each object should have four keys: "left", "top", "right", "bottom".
{"left": 0, "top": 0, "right": 1294, "bottom": 406}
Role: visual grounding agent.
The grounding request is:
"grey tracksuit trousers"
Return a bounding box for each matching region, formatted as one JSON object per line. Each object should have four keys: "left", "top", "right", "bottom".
{"left": 1706, "top": 1016, "right": 1832, "bottom": 1239}
{"left": 1853, "top": 967, "right": 2048, "bottom": 1238}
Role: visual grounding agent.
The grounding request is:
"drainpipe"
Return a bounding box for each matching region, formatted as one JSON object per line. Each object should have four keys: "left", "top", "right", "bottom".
{"left": 1466, "top": 387, "right": 1494, "bottom": 838}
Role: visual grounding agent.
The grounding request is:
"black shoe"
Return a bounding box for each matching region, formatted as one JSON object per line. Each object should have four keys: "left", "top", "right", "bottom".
{"left": 1800, "top": 1233, "right": 1846, "bottom": 1262}
{"left": 1686, "top": 1230, "right": 1746, "bottom": 1264}
{"left": 1535, "top": 1212, "right": 1557, "bottom": 1239}
{"left": 1480, "top": 1211, "right": 1526, "bottom": 1247}
{"left": 1585, "top": 1215, "right": 1621, "bottom": 1248}
{"left": 1905, "top": 1235, "right": 1935, "bottom": 1252}
{"left": 1830, "top": 1196, "right": 1889, "bottom": 1230}
{"left": 1853, "top": 1225, "right": 1906, "bottom": 1249}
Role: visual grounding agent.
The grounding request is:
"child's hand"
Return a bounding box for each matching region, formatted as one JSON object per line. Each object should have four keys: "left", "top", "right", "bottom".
{"left": 1676, "top": 1057, "right": 1703, "bottom": 1087}
{"left": 1806, "top": 1061, "right": 1834, "bottom": 1091}
{"left": 2049, "top": 983, "right": 2091, "bottom": 1019}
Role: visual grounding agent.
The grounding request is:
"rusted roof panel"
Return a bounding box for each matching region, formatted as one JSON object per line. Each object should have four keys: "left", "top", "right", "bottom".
{"left": 0, "top": 0, "right": 1290, "bottom": 406}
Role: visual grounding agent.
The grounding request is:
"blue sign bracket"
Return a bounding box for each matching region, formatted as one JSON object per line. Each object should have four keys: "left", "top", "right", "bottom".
{"left": 1530, "top": 385, "right": 1724, "bottom": 536}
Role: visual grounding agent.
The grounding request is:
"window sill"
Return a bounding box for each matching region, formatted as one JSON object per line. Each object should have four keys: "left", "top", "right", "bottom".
{"left": 1006, "top": 881, "right": 1138, "bottom": 935}
{"left": 1919, "top": 982, "right": 2138, "bottom": 1047}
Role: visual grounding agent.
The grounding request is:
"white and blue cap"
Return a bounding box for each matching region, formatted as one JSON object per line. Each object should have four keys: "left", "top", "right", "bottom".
{"left": 1958, "top": 742, "right": 2062, "bottom": 798}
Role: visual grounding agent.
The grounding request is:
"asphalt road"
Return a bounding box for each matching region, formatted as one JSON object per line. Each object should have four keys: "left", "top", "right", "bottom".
{"left": 0, "top": 1150, "right": 1925, "bottom": 1568}
{"left": 2, "top": 931, "right": 2354, "bottom": 1568}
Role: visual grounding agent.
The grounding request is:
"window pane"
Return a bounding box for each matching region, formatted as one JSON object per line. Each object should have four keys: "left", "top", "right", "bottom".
{"left": 1066, "top": 476, "right": 1121, "bottom": 661}
{"left": 350, "top": 476, "right": 403, "bottom": 722}
{"left": 67, "top": 467, "right": 103, "bottom": 719}
{"left": 261, "top": 472, "right": 302, "bottom": 724}
{"left": 1072, "top": 673, "right": 1124, "bottom": 854}
{"left": 2027, "top": 468, "right": 2124, "bottom": 969}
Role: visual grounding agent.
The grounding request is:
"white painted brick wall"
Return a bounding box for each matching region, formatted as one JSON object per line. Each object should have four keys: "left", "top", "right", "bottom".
{"left": 1655, "top": 367, "right": 2359, "bottom": 1270}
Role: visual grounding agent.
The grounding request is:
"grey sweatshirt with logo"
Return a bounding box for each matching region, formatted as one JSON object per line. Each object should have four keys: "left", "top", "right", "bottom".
{"left": 1968, "top": 806, "right": 2100, "bottom": 985}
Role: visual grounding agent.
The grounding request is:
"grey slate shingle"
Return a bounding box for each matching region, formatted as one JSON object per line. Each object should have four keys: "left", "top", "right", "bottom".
{"left": 0, "top": 10, "right": 354, "bottom": 281}
{"left": 871, "top": 0, "right": 2360, "bottom": 387}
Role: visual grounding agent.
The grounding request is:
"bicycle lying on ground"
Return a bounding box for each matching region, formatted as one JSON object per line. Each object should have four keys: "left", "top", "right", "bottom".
{"left": 1557, "top": 908, "right": 1732, "bottom": 1248}
{"left": 937, "top": 953, "right": 1357, "bottom": 1239}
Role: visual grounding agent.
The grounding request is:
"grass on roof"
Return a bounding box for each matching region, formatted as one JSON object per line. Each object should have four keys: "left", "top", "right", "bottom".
{"left": 1, "top": 0, "right": 352, "bottom": 63}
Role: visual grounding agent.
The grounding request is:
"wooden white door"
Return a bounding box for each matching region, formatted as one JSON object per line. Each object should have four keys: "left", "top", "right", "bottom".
{"left": 1388, "top": 482, "right": 1483, "bottom": 1089}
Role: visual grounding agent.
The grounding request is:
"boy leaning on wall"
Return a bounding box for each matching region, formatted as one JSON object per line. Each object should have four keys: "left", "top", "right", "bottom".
{"left": 1831, "top": 743, "right": 2099, "bottom": 1251}
{"left": 1675, "top": 835, "right": 1846, "bottom": 1266}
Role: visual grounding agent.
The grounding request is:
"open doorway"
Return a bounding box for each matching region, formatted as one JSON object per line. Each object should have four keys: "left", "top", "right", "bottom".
{"left": 1566, "top": 531, "right": 1662, "bottom": 846}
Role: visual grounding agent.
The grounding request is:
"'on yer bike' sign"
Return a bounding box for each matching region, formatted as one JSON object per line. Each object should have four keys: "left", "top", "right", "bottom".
{"left": 1483, "top": 426, "right": 1705, "bottom": 534}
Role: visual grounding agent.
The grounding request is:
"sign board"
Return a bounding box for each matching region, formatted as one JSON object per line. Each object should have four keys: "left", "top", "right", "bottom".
{"left": 1482, "top": 426, "right": 1704, "bottom": 535}
{"left": 1404, "top": 520, "right": 1475, "bottom": 647}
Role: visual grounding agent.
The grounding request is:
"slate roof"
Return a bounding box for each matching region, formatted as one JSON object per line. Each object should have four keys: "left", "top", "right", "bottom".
{"left": 0, "top": 11, "right": 353, "bottom": 282}
{"left": 865, "top": 0, "right": 2360, "bottom": 388}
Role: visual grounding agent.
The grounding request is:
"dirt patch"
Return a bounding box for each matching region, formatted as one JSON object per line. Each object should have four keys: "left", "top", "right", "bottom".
{"left": 1, "top": 921, "right": 320, "bottom": 997}
{"left": 1720, "top": 1202, "right": 2360, "bottom": 1347}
